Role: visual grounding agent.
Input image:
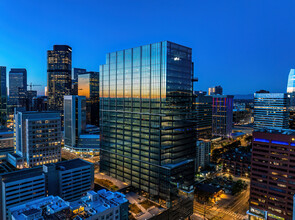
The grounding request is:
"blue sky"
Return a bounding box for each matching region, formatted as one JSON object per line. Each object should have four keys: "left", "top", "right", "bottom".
{"left": 0, "top": 0, "right": 295, "bottom": 95}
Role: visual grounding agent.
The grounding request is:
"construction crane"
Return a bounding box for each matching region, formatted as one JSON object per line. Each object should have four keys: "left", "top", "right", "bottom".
{"left": 27, "top": 83, "right": 42, "bottom": 91}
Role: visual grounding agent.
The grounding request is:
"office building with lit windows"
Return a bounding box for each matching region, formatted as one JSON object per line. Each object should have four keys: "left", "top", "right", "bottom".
{"left": 47, "top": 45, "right": 72, "bottom": 111}
{"left": 64, "top": 95, "right": 86, "bottom": 149}
{"left": 248, "top": 128, "right": 295, "bottom": 220}
{"left": 196, "top": 140, "right": 211, "bottom": 171}
{"left": 100, "top": 41, "right": 196, "bottom": 206}
{"left": 72, "top": 68, "right": 86, "bottom": 95}
{"left": 0, "top": 67, "right": 7, "bottom": 127}
{"left": 8, "top": 68, "right": 27, "bottom": 110}
{"left": 212, "top": 95, "right": 234, "bottom": 137}
{"left": 78, "top": 71, "right": 99, "bottom": 126}
{"left": 0, "top": 158, "right": 94, "bottom": 220}
{"left": 254, "top": 93, "right": 290, "bottom": 130}
{"left": 43, "top": 158, "right": 94, "bottom": 202}
{"left": 12, "top": 111, "right": 61, "bottom": 168}
{"left": 193, "top": 92, "right": 213, "bottom": 139}
{"left": 208, "top": 85, "right": 223, "bottom": 96}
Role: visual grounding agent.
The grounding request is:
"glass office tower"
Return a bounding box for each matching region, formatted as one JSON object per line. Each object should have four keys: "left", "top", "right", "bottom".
{"left": 78, "top": 71, "right": 99, "bottom": 126}
{"left": 100, "top": 41, "right": 195, "bottom": 206}
{"left": 47, "top": 45, "right": 72, "bottom": 111}
{"left": 72, "top": 68, "right": 86, "bottom": 95}
{"left": 254, "top": 93, "right": 290, "bottom": 129}
{"left": 9, "top": 68, "right": 27, "bottom": 108}
{"left": 0, "top": 67, "right": 7, "bottom": 126}
{"left": 211, "top": 95, "right": 234, "bottom": 137}
{"left": 64, "top": 95, "right": 86, "bottom": 149}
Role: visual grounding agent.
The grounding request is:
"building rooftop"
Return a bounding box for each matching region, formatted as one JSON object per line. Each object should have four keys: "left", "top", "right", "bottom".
{"left": 254, "top": 92, "right": 288, "bottom": 98}
{"left": 254, "top": 128, "right": 295, "bottom": 135}
{"left": 79, "top": 134, "right": 100, "bottom": 139}
{"left": 0, "top": 130, "right": 13, "bottom": 136}
{"left": 45, "top": 158, "right": 93, "bottom": 171}
{"left": 0, "top": 167, "right": 43, "bottom": 183}
{"left": 9, "top": 195, "right": 69, "bottom": 220}
{"left": 9, "top": 190, "right": 128, "bottom": 220}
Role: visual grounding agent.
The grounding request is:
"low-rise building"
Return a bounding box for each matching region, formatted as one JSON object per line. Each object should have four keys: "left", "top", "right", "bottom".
{"left": 0, "top": 167, "right": 46, "bottom": 219}
{"left": 0, "top": 159, "right": 94, "bottom": 219}
{"left": 8, "top": 190, "right": 129, "bottom": 220}
{"left": 0, "top": 130, "right": 13, "bottom": 152}
{"left": 44, "top": 158, "right": 94, "bottom": 202}
{"left": 222, "top": 149, "right": 251, "bottom": 177}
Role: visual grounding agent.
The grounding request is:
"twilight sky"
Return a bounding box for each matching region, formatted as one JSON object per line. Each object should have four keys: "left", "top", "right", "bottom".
{"left": 0, "top": 0, "right": 295, "bottom": 95}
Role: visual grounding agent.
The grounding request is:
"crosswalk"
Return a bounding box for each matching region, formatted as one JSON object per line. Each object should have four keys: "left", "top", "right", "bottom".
{"left": 194, "top": 204, "right": 247, "bottom": 220}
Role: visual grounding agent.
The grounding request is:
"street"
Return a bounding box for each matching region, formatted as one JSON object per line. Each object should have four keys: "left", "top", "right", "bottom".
{"left": 194, "top": 178, "right": 250, "bottom": 220}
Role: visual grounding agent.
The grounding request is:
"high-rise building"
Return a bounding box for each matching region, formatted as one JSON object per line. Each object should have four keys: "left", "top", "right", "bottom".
{"left": 78, "top": 71, "right": 99, "bottom": 126}
{"left": 212, "top": 95, "right": 234, "bottom": 137}
{"left": 248, "top": 128, "right": 295, "bottom": 220}
{"left": 26, "top": 90, "right": 37, "bottom": 111}
{"left": 289, "top": 110, "right": 295, "bottom": 130}
{"left": 32, "top": 96, "right": 48, "bottom": 111}
{"left": 287, "top": 69, "right": 295, "bottom": 93}
{"left": 0, "top": 67, "right": 7, "bottom": 126}
{"left": 72, "top": 68, "right": 86, "bottom": 95}
{"left": 0, "top": 167, "right": 46, "bottom": 219}
{"left": 64, "top": 95, "right": 86, "bottom": 149}
{"left": 196, "top": 140, "right": 211, "bottom": 171}
{"left": 8, "top": 68, "right": 27, "bottom": 109}
{"left": 100, "top": 41, "right": 196, "bottom": 206}
{"left": 47, "top": 45, "right": 72, "bottom": 111}
{"left": 287, "top": 69, "right": 295, "bottom": 108}
{"left": 208, "top": 85, "right": 223, "bottom": 95}
{"left": 193, "top": 92, "right": 213, "bottom": 139}
{"left": 254, "top": 93, "right": 290, "bottom": 130}
{"left": 13, "top": 111, "right": 61, "bottom": 168}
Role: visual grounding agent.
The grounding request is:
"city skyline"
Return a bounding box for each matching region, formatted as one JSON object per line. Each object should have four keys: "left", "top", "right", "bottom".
{"left": 1, "top": 0, "right": 295, "bottom": 95}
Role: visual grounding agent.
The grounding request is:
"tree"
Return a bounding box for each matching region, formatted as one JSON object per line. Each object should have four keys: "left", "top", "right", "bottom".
{"left": 232, "top": 180, "right": 245, "bottom": 195}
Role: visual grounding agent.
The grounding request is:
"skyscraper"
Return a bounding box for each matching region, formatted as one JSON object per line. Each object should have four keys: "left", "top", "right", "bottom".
{"left": 26, "top": 90, "right": 37, "bottom": 111}
{"left": 47, "top": 45, "right": 72, "bottom": 111}
{"left": 248, "top": 128, "right": 295, "bottom": 220}
{"left": 208, "top": 85, "right": 223, "bottom": 95}
{"left": 78, "top": 71, "right": 99, "bottom": 126}
{"left": 72, "top": 68, "right": 86, "bottom": 95}
{"left": 287, "top": 69, "right": 295, "bottom": 93}
{"left": 0, "top": 67, "right": 7, "bottom": 126}
{"left": 287, "top": 69, "right": 295, "bottom": 108}
{"left": 64, "top": 95, "right": 86, "bottom": 149}
{"left": 100, "top": 41, "right": 196, "bottom": 206}
{"left": 14, "top": 111, "right": 62, "bottom": 168}
{"left": 212, "top": 95, "right": 234, "bottom": 137}
{"left": 8, "top": 68, "right": 27, "bottom": 109}
{"left": 193, "top": 92, "right": 213, "bottom": 139}
{"left": 254, "top": 93, "right": 290, "bottom": 130}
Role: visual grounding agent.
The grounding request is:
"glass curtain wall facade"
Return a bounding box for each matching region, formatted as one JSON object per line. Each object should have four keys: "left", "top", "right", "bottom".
{"left": 0, "top": 67, "right": 7, "bottom": 126}
{"left": 64, "top": 95, "right": 86, "bottom": 149}
{"left": 73, "top": 68, "right": 86, "bottom": 95}
{"left": 100, "top": 41, "right": 195, "bottom": 206}
{"left": 254, "top": 93, "right": 290, "bottom": 130}
{"left": 193, "top": 92, "right": 213, "bottom": 139}
{"left": 78, "top": 71, "right": 100, "bottom": 126}
{"left": 8, "top": 68, "right": 27, "bottom": 108}
{"left": 47, "top": 45, "right": 72, "bottom": 111}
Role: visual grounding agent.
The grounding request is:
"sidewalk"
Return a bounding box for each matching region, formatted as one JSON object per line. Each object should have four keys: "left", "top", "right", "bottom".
{"left": 95, "top": 173, "right": 129, "bottom": 190}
